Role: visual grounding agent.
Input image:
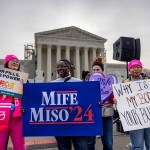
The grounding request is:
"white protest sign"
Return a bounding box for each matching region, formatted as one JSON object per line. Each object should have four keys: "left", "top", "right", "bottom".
{"left": 112, "top": 79, "right": 150, "bottom": 131}
{"left": 0, "top": 67, "right": 29, "bottom": 98}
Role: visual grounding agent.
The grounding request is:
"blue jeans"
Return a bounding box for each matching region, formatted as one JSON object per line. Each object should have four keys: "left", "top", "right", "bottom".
{"left": 129, "top": 128, "right": 150, "bottom": 150}
{"left": 87, "top": 117, "right": 113, "bottom": 150}
{"left": 101, "top": 117, "right": 113, "bottom": 150}
{"left": 55, "top": 136, "right": 88, "bottom": 150}
{"left": 87, "top": 136, "right": 96, "bottom": 150}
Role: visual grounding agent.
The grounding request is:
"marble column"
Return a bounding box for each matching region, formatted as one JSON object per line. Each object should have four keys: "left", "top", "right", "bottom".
{"left": 100, "top": 48, "right": 104, "bottom": 59}
{"left": 56, "top": 46, "right": 61, "bottom": 78}
{"left": 92, "top": 48, "right": 97, "bottom": 61}
{"left": 56, "top": 46, "right": 61, "bottom": 62}
{"left": 100, "top": 48, "right": 106, "bottom": 73}
{"left": 66, "top": 46, "right": 70, "bottom": 61}
{"left": 35, "top": 44, "right": 44, "bottom": 82}
{"left": 47, "top": 45, "right": 52, "bottom": 81}
{"left": 37, "top": 44, "right": 42, "bottom": 70}
{"left": 97, "top": 49, "right": 101, "bottom": 58}
{"left": 75, "top": 47, "right": 80, "bottom": 78}
{"left": 84, "top": 47, "right": 89, "bottom": 71}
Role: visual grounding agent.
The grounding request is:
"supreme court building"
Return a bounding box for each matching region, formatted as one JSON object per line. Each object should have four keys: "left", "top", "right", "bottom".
{"left": 34, "top": 26, "right": 107, "bottom": 82}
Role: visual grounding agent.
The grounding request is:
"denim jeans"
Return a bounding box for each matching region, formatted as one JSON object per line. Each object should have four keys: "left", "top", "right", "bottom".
{"left": 87, "top": 136, "right": 96, "bottom": 150}
{"left": 129, "top": 128, "right": 150, "bottom": 150}
{"left": 101, "top": 117, "right": 113, "bottom": 150}
{"left": 87, "top": 117, "right": 113, "bottom": 150}
{"left": 55, "top": 136, "right": 88, "bottom": 150}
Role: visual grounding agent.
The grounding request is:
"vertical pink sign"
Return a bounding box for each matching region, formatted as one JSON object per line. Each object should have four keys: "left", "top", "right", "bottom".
{"left": 0, "top": 103, "right": 11, "bottom": 131}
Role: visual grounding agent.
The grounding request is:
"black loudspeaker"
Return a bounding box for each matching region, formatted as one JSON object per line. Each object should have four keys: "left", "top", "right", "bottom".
{"left": 113, "top": 37, "right": 135, "bottom": 61}
{"left": 135, "top": 39, "right": 141, "bottom": 60}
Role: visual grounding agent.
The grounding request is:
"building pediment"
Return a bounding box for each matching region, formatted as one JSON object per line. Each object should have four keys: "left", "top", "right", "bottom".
{"left": 35, "top": 26, "right": 106, "bottom": 42}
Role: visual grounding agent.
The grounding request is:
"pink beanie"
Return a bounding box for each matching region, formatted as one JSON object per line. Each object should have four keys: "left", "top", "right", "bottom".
{"left": 128, "top": 59, "right": 142, "bottom": 70}
{"left": 4, "top": 55, "right": 19, "bottom": 65}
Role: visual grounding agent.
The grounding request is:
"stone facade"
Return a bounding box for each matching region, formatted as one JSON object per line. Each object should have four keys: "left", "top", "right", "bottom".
{"left": 34, "top": 26, "right": 107, "bottom": 82}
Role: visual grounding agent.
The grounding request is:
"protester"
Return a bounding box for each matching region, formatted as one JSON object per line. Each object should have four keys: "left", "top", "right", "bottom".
{"left": 0, "top": 55, "right": 26, "bottom": 150}
{"left": 88, "top": 57, "right": 115, "bottom": 150}
{"left": 142, "top": 68, "right": 150, "bottom": 78}
{"left": 52, "top": 59, "right": 88, "bottom": 150}
{"left": 82, "top": 70, "right": 90, "bottom": 81}
{"left": 123, "top": 59, "right": 150, "bottom": 150}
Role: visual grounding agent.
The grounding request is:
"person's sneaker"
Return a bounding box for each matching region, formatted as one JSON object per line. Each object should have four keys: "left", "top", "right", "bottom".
{"left": 126, "top": 143, "right": 132, "bottom": 150}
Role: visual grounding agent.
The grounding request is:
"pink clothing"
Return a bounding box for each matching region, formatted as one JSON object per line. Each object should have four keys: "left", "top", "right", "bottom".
{"left": 0, "top": 95, "right": 22, "bottom": 118}
{"left": 0, "top": 117, "right": 26, "bottom": 150}
{"left": 0, "top": 95, "right": 25, "bottom": 150}
{"left": 4, "top": 54, "right": 19, "bottom": 65}
{"left": 128, "top": 59, "right": 143, "bottom": 70}
{"left": 0, "top": 103, "right": 11, "bottom": 131}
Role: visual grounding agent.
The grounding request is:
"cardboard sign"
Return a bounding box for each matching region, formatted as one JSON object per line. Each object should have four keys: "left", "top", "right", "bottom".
{"left": 0, "top": 68, "right": 28, "bottom": 98}
{"left": 89, "top": 72, "right": 118, "bottom": 103}
{"left": 113, "top": 79, "right": 150, "bottom": 131}
{"left": 23, "top": 81, "right": 102, "bottom": 136}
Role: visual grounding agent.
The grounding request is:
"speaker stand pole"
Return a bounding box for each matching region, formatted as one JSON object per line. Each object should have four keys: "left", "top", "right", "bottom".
{"left": 126, "top": 62, "right": 129, "bottom": 78}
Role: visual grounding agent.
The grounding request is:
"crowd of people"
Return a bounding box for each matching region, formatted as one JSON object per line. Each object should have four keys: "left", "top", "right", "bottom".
{"left": 0, "top": 54, "right": 150, "bottom": 150}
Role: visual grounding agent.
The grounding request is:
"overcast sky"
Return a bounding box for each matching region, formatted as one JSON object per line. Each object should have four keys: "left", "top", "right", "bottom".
{"left": 0, "top": 0, "right": 150, "bottom": 68}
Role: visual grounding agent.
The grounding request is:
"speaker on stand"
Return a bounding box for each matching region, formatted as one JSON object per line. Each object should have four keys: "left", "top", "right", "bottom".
{"left": 113, "top": 37, "right": 141, "bottom": 78}
{"left": 113, "top": 37, "right": 135, "bottom": 61}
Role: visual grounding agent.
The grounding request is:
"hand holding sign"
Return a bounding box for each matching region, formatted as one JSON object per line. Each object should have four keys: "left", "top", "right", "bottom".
{"left": 88, "top": 72, "right": 118, "bottom": 103}
{"left": 23, "top": 82, "right": 102, "bottom": 136}
{"left": 0, "top": 67, "right": 29, "bottom": 98}
{"left": 112, "top": 79, "right": 150, "bottom": 131}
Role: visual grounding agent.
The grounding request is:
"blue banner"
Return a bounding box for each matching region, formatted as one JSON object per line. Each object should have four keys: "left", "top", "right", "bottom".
{"left": 22, "top": 81, "right": 102, "bottom": 136}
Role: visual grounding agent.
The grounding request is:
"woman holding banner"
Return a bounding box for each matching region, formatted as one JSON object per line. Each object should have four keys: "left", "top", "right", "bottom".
{"left": 88, "top": 57, "right": 115, "bottom": 150}
{"left": 123, "top": 59, "right": 150, "bottom": 150}
{"left": 52, "top": 59, "right": 88, "bottom": 150}
{"left": 0, "top": 55, "right": 26, "bottom": 150}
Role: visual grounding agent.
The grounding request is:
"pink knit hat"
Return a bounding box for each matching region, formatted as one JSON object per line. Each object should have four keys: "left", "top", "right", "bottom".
{"left": 128, "top": 59, "right": 142, "bottom": 70}
{"left": 4, "top": 55, "right": 19, "bottom": 65}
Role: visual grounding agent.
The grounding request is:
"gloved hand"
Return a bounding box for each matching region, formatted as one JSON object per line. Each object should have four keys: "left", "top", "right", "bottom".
{"left": 10, "top": 104, "right": 15, "bottom": 114}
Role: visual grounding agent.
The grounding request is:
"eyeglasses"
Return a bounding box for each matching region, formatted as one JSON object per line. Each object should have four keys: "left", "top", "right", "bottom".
{"left": 10, "top": 59, "right": 20, "bottom": 65}
{"left": 130, "top": 66, "right": 142, "bottom": 69}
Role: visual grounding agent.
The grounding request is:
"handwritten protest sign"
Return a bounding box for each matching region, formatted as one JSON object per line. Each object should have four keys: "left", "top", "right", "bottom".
{"left": 113, "top": 79, "right": 150, "bottom": 131}
{"left": 0, "top": 67, "right": 28, "bottom": 98}
{"left": 89, "top": 72, "right": 118, "bottom": 103}
{"left": 23, "top": 81, "right": 102, "bottom": 136}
